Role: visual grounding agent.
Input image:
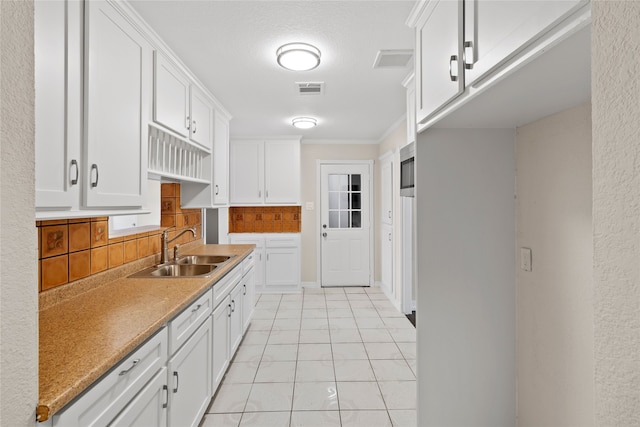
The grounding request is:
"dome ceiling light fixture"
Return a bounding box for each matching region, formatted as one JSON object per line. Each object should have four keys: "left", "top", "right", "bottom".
{"left": 276, "top": 42, "right": 321, "bottom": 71}
{"left": 292, "top": 117, "right": 317, "bottom": 129}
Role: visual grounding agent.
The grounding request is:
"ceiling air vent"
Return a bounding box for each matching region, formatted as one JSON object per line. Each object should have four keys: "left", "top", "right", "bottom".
{"left": 372, "top": 49, "right": 414, "bottom": 69}
{"left": 296, "top": 82, "right": 324, "bottom": 96}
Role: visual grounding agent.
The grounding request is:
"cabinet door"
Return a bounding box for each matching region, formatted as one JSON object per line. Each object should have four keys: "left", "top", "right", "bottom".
{"left": 229, "top": 283, "right": 243, "bottom": 354}
{"left": 264, "top": 140, "right": 301, "bottom": 204}
{"left": 381, "top": 223, "right": 393, "bottom": 296}
{"left": 110, "top": 368, "right": 167, "bottom": 427}
{"left": 242, "top": 268, "right": 255, "bottom": 334}
{"left": 35, "top": 0, "right": 82, "bottom": 210}
{"left": 212, "top": 114, "right": 230, "bottom": 205}
{"left": 212, "top": 297, "right": 231, "bottom": 391}
{"left": 84, "top": 0, "right": 150, "bottom": 208}
{"left": 189, "top": 86, "right": 214, "bottom": 149}
{"left": 265, "top": 248, "right": 300, "bottom": 287}
{"left": 230, "top": 140, "right": 264, "bottom": 204}
{"left": 154, "top": 52, "right": 190, "bottom": 137}
{"left": 381, "top": 159, "right": 393, "bottom": 225}
{"left": 405, "top": 76, "right": 416, "bottom": 144}
{"left": 168, "top": 318, "right": 213, "bottom": 427}
{"left": 464, "top": 0, "right": 587, "bottom": 86}
{"left": 415, "top": 0, "right": 464, "bottom": 124}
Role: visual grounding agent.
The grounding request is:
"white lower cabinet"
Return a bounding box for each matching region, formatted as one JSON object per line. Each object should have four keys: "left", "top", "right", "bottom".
{"left": 212, "top": 295, "right": 231, "bottom": 391}
{"left": 229, "top": 283, "right": 244, "bottom": 355}
{"left": 110, "top": 367, "right": 168, "bottom": 427}
{"left": 229, "top": 234, "right": 300, "bottom": 292}
{"left": 51, "top": 258, "right": 255, "bottom": 427}
{"left": 381, "top": 223, "right": 394, "bottom": 297}
{"left": 167, "top": 318, "right": 213, "bottom": 427}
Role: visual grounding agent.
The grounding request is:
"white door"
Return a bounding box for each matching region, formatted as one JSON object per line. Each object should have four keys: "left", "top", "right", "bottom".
{"left": 229, "top": 140, "right": 264, "bottom": 204}
{"left": 264, "top": 140, "right": 301, "bottom": 204}
{"left": 212, "top": 298, "right": 230, "bottom": 391}
{"left": 212, "top": 114, "right": 229, "bottom": 205}
{"left": 320, "top": 163, "right": 371, "bottom": 287}
{"left": 189, "top": 86, "right": 213, "bottom": 149}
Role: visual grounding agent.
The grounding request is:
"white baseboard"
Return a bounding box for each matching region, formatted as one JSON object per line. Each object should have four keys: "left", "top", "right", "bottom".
{"left": 375, "top": 281, "right": 403, "bottom": 312}
{"left": 301, "top": 281, "right": 320, "bottom": 288}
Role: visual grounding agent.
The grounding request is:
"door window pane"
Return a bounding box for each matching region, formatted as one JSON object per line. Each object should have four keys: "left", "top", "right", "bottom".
{"left": 350, "top": 175, "right": 361, "bottom": 191}
{"left": 351, "top": 211, "right": 361, "bottom": 228}
{"left": 329, "top": 211, "right": 339, "bottom": 228}
{"left": 340, "top": 211, "right": 349, "bottom": 228}
{"left": 329, "top": 192, "right": 339, "bottom": 210}
{"left": 327, "top": 173, "right": 363, "bottom": 229}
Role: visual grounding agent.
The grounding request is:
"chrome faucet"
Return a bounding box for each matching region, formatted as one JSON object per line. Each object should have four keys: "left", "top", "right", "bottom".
{"left": 161, "top": 227, "right": 196, "bottom": 264}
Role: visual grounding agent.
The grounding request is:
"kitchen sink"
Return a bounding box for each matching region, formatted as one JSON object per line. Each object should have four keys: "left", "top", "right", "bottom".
{"left": 176, "top": 255, "right": 232, "bottom": 265}
{"left": 130, "top": 263, "right": 217, "bottom": 278}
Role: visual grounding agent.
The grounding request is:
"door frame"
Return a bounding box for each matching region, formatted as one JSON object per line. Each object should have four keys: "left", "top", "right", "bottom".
{"left": 316, "top": 160, "right": 375, "bottom": 287}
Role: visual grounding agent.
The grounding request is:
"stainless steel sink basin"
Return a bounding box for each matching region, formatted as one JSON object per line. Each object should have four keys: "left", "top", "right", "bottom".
{"left": 176, "top": 255, "right": 232, "bottom": 265}
{"left": 130, "top": 263, "right": 217, "bottom": 278}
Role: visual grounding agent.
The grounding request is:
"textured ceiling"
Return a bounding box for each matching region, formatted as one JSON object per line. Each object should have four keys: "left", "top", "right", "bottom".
{"left": 130, "top": 1, "right": 415, "bottom": 142}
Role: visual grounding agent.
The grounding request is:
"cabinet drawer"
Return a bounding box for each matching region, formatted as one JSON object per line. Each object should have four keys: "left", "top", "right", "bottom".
{"left": 213, "top": 266, "right": 242, "bottom": 309}
{"left": 169, "top": 289, "right": 213, "bottom": 355}
{"left": 266, "top": 235, "right": 300, "bottom": 248}
{"left": 53, "top": 328, "right": 168, "bottom": 427}
{"left": 242, "top": 251, "right": 256, "bottom": 276}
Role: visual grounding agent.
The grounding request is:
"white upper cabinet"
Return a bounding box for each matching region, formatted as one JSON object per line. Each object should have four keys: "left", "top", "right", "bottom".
{"left": 84, "top": 0, "right": 150, "bottom": 208}
{"left": 229, "top": 139, "right": 301, "bottom": 205}
{"left": 212, "top": 113, "right": 230, "bottom": 205}
{"left": 189, "top": 86, "right": 214, "bottom": 149}
{"left": 464, "top": 0, "right": 587, "bottom": 87}
{"left": 153, "top": 53, "right": 215, "bottom": 150}
{"left": 414, "top": 0, "right": 464, "bottom": 124}
{"left": 230, "top": 140, "right": 264, "bottom": 204}
{"left": 264, "top": 140, "right": 301, "bottom": 204}
{"left": 402, "top": 73, "right": 416, "bottom": 145}
{"left": 408, "top": 0, "right": 591, "bottom": 129}
{"left": 153, "top": 52, "right": 190, "bottom": 138}
{"left": 35, "top": 0, "right": 83, "bottom": 211}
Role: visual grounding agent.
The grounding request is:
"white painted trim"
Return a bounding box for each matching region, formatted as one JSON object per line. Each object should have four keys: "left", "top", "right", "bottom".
{"left": 402, "top": 71, "right": 415, "bottom": 89}
{"left": 316, "top": 160, "right": 375, "bottom": 288}
{"left": 379, "top": 149, "right": 395, "bottom": 162}
{"left": 301, "top": 281, "right": 320, "bottom": 289}
{"left": 376, "top": 115, "right": 406, "bottom": 144}
{"left": 229, "top": 135, "right": 302, "bottom": 142}
{"left": 302, "top": 139, "right": 379, "bottom": 145}
{"left": 376, "top": 281, "right": 403, "bottom": 312}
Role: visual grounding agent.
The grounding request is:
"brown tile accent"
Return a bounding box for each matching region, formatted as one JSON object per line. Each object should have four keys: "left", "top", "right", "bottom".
{"left": 108, "top": 243, "right": 124, "bottom": 268}
{"left": 161, "top": 215, "right": 175, "bottom": 227}
{"left": 69, "top": 250, "right": 91, "bottom": 282}
{"left": 38, "top": 260, "right": 42, "bottom": 292}
{"left": 161, "top": 183, "right": 176, "bottom": 197}
{"left": 91, "top": 246, "right": 108, "bottom": 274}
{"left": 229, "top": 206, "right": 301, "bottom": 233}
{"left": 150, "top": 234, "right": 161, "bottom": 254}
{"left": 41, "top": 255, "right": 68, "bottom": 290}
{"left": 68, "top": 218, "right": 86, "bottom": 224}
{"left": 108, "top": 236, "right": 124, "bottom": 244}
{"left": 41, "top": 225, "right": 68, "bottom": 258}
{"left": 91, "top": 221, "right": 108, "bottom": 247}
{"left": 161, "top": 197, "right": 175, "bottom": 214}
{"left": 91, "top": 217, "right": 108, "bottom": 222}
{"left": 68, "top": 222, "right": 91, "bottom": 253}
{"left": 124, "top": 240, "right": 137, "bottom": 263}
{"left": 137, "top": 237, "right": 150, "bottom": 258}
{"left": 41, "top": 219, "right": 68, "bottom": 226}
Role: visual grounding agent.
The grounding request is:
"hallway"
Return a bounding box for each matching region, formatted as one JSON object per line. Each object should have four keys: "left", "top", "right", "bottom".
{"left": 200, "top": 286, "right": 416, "bottom": 427}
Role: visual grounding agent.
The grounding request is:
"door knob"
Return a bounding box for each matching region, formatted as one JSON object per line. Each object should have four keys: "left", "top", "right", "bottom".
{"left": 322, "top": 232, "right": 327, "bottom": 237}
{"left": 322, "top": 224, "right": 327, "bottom": 229}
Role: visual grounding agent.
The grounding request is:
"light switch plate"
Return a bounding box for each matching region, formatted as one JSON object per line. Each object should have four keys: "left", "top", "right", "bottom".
{"left": 305, "top": 202, "right": 314, "bottom": 210}
{"left": 520, "top": 247, "right": 532, "bottom": 272}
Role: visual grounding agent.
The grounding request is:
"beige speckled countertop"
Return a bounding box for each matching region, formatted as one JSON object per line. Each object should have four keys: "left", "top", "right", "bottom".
{"left": 38, "top": 244, "right": 254, "bottom": 422}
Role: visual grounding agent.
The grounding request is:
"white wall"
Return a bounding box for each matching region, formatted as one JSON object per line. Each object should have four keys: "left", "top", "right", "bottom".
{"left": 300, "top": 143, "right": 380, "bottom": 284}
{"left": 516, "top": 103, "right": 594, "bottom": 426}
{"left": 592, "top": 1, "right": 640, "bottom": 423}
{"left": 0, "top": 1, "right": 39, "bottom": 425}
{"left": 416, "top": 128, "right": 516, "bottom": 426}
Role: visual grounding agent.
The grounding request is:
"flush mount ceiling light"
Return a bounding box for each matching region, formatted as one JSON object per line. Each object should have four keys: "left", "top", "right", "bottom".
{"left": 277, "top": 42, "right": 321, "bottom": 71}
{"left": 292, "top": 117, "right": 317, "bottom": 129}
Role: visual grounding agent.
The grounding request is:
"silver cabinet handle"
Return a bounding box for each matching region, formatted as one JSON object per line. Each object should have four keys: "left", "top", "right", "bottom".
{"left": 90, "top": 164, "right": 99, "bottom": 188}
{"left": 215, "top": 184, "right": 219, "bottom": 195}
{"left": 231, "top": 300, "right": 236, "bottom": 312}
{"left": 322, "top": 232, "right": 327, "bottom": 237}
{"left": 173, "top": 371, "right": 179, "bottom": 393}
{"left": 449, "top": 55, "right": 458, "bottom": 82}
{"left": 185, "top": 116, "right": 190, "bottom": 130}
{"left": 162, "top": 385, "right": 168, "bottom": 408}
{"left": 191, "top": 303, "right": 202, "bottom": 313}
{"left": 228, "top": 303, "right": 232, "bottom": 317}
{"left": 388, "top": 211, "right": 391, "bottom": 218}
{"left": 258, "top": 190, "right": 262, "bottom": 198}
{"left": 192, "top": 120, "right": 197, "bottom": 134}
{"left": 70, "top": 159, "right": 79, "bottom": 185}
{"left": 119, "top": 358, "right": 140, "bottom": 376}
{"left": 464, "top": 41, "right": 474, "bottom": 69}
{"left": 266, "top": 190, "right": 269, "bottom": 198}
{"left": 243, "top": 284, "right": 247, "bottom": 296}
{"left": 388, "top": 233, "right": 392, "bottom": 241}
{"left": 266, "top": 254, "right": 269, "bottom": 261}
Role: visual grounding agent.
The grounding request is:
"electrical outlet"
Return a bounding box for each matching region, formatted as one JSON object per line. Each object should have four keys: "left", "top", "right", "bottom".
{"left": 520, "top": 247, "right": 532, "bottom": 272}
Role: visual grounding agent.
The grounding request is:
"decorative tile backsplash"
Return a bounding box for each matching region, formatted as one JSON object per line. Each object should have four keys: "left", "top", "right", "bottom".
{"left": 229, "top": 206, "right": 301, "bottom": 233}
{"left": 37, "top": 183, "right": 201, "bottom": 293}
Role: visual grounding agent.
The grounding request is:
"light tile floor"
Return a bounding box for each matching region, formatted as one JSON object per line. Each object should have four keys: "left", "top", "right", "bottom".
{"left": 200, "top": 286, "right": 417, "bottom": 427}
